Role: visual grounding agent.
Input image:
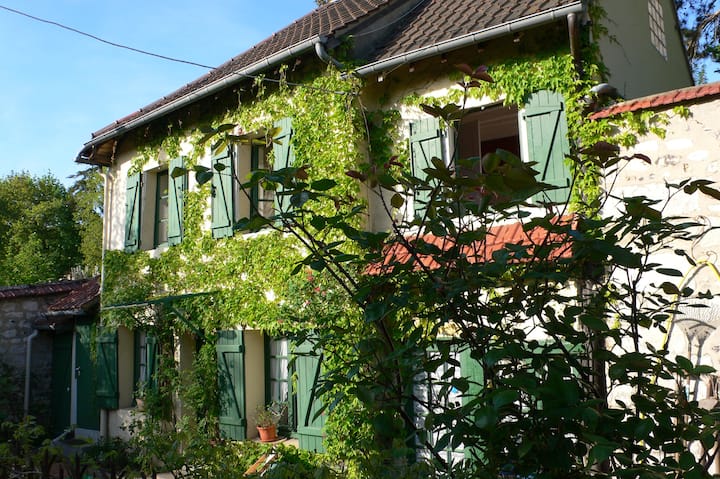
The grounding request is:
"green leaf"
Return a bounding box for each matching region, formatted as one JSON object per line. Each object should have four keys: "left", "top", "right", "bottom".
{"left": 676, "top": 355, "right": 694, "bottom": 372}
{"left": 390, "top": 193, "right": 405, "bottom": 209}
{"left": 698, "top": 184, "right": 720, "bottom": 201}
{"left": 311, "top": 179, "right": 337, "bottom": 191}
{"left": 170, "top": 166, "right": 187, "bottom": 178}
{"left": 656, "top": 268, "right": 683, "bottom": 277}
{"left": 660, "top": 282, "right": 681, "bottom": 295}
{"left": 195, "top": 169, "right": 214, "bottom": 185}
{"left": 492, "top": 390, "right": 519, "bottom": 409}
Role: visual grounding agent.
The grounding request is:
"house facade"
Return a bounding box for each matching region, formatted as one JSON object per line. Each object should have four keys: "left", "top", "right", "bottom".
{"left": 76, "top": 0, "right": 693, "bottom": 455}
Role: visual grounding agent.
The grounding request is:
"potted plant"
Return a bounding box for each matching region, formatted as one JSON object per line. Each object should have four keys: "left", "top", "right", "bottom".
{"left": 134, "top": 381, "right": 147, "bottom": 411}
{"left": 253, "top": 401, "right": 286, "bottom": 442}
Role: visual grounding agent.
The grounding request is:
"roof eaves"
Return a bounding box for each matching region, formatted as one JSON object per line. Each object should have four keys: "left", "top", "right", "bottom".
{"left": 354, "top": 1, "right": 584, "bottom": 77}
{"left": 77, "top": 35, "right": 324, "bottom": 164}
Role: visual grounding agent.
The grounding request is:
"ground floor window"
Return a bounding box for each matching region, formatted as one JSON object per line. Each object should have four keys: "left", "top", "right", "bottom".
{"left": 266, "top": 337, "right": 292, "bottom": 431}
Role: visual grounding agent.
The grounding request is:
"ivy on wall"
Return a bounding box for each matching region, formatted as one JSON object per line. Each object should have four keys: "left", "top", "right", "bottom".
{"left": 101, "top": 19, "right": 676, "bottom": 460}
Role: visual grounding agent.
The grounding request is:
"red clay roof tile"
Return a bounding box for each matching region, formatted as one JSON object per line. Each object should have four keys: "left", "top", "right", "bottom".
{"left": 47, "top": 277, "right": 100, "bottom": 312}
{"left": 590, "top": 81, "right": 720, "bottom": 119}
{"left": 367, "top": 217, "right": 575, "bottom": 275}
{"left": 0, "top": 279, "right": 90, "bottom": 301}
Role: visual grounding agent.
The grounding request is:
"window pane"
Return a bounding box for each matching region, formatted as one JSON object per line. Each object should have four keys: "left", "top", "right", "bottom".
{"left": 156, "top": 171, "right": 169, "bottom": 245}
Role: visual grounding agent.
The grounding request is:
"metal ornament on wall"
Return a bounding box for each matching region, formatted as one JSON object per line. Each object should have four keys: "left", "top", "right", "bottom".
{"left": 665, "top": 217, "right": 720, "bottom": 402}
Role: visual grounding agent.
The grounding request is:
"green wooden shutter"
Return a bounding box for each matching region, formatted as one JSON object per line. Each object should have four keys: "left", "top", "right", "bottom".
{"left": 409, "top": 118, "right": 444, "bottom": 216}
{"left": 211, "top": 148, "right": 235, "bottom": 238}
{"left": 294, "top": 341, "right": 325, "bottom": 452}
{"left": 217, "top": 330, "right": 246, "bottom": 440}
{"left": 460, "top": 347, "right": 484, "bottom": 461}
{"left": 124, "top": 172, "right": 141, "bottom": 252}
{"left": 272, "top": 117, "right": 295, "bottom": 215}
{"left": 168, "top": 157, "right": 186, "bottom": 246}
{"left": 146, "top": 334, "right": 159, "bottom": 392}
{"left": 523, "top": 90, "right": 572, "bottom": 204}
{"left": 96, "top": 329, "right": 118, "bottom": 410}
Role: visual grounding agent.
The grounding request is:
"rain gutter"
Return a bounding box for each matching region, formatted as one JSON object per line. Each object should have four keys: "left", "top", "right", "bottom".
{"left": 78, "top": 35, "right": 326, "bottom": 161}
{"left": 353, "top": 2, "right": 585, "bottom": 77}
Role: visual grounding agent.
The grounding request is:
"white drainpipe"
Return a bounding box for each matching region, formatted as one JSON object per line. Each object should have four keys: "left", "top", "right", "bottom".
{"left": 24, "top": 329, "right": 39, "bottom": 416}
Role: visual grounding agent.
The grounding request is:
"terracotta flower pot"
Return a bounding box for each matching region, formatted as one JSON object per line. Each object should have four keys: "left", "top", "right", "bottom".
{"left": 257, "top": 425, "right": 277, "bottom": 442}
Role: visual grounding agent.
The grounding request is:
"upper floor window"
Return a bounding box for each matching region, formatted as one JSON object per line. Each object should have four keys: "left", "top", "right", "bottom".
{"left": 211, "top": 117, "right": 295, "bottom": 238}
{"left": 409, "top": 90, "right": 571, "bottom": 217}
{"left": 124, "top": 156, "right": 186, "bottom": 252}
{"left": 155, "top": 170, "right": 169, "bottom": 247}
{"left": 648, "top": 0, "right": 668, "bottom": 59}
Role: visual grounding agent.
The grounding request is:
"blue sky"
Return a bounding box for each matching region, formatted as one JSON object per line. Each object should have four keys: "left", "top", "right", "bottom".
{"left": 0, "top": 0, "right": 316, "bottom": 185}
{"left": 1, "top": 2, "right": 718, "bottom": 187}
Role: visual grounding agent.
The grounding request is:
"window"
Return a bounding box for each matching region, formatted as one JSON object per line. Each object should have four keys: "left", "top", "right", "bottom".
{"left": 649, "top": 0, "right": 668, "bottom": 59}
{"left": 457, "top": 105, "right": 521, "bottom": 161}
{"left": 251, "top": 144, "right": 274, "bottom": 218}
{"left": 408, "top": 90, "right": 571, "bottom": 217}
{"left": 266, "top": 337, "right": 292, "bottom": 431}
{"left": 123, "top": 156, "right": 186, "bottom": 251}
{"left": 133, "top": 331, "right": 158, "bottom": 399}
{"left": 155, "top": 170, "right": 169, "bottom": 247}
{"left": 414, "top": 348, "right": 466, "bottom": 465}
{"left": 211, "top": 117, "right": 295, "bottom": 238}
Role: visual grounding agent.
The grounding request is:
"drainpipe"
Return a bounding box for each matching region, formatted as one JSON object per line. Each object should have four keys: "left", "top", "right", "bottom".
{"left": 99, "top": 166, "right": 112, "bottom": 439}
{"left": 567, "top": 12, "right": 583, "bottom": 77}
{"left": 314, "top": 38, "right": 344, "bottom": 70}
{"left": 24, "top": 329, "right": 39, "bottom": 416}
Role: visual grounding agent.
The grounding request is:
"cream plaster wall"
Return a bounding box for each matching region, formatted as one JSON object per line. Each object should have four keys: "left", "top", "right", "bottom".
{"left": 596, "top": 0, "right": 693, "bottom": 100}
{"left": 244, "top": 329, "right": 266, "bottom": 439}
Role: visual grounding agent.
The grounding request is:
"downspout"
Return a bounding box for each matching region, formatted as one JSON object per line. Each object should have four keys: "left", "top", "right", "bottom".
{"left": 99, "top": 166, "right": 112, "bottom": 439}
{"left": 353, "top": 2, "right": 584, "bottom": 77}
{"left": 24, "top": 329, "right": 39, "bottom": 416}
{"left": 567, "top": 12, "right": 583, "bottom": 77}
{"left": 314, "top": 38, "right": 344, "bottom": 70}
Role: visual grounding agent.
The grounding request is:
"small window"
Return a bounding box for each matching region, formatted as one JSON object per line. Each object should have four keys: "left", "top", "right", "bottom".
{"left": 414, "top": 348, "right": 465, "bottom": 465}
{"left": 267, "top": 337, "right": 292, "bottom": 430}
{"left": 456, "top": 105, "right": 521, "bottom": 161}
{"left": 648, "top": 0, "right": 667, "bottom": 59}
{"left": 250, "top": 144, "right": 274, "bottom": 218}
{"left": 154, "top": 170, "right": 169, "bottom": 247}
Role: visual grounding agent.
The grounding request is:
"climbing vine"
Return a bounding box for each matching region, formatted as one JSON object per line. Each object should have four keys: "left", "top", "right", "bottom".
{"left": 100, "top": 9, "right": 684, "bottom": 471}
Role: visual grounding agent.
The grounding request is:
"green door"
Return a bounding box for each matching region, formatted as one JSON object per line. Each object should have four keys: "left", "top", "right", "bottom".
{"left": 50, "top": 332, "right": 73, "bottom": 437}
{"left": 75, "top": 322, "right": 100, "bottom": 430}
{"left": 294, "top": 341, "right": 325, "bottom": 452}
{"left": 217, "top": 330, "right": 247, "bottom": 440}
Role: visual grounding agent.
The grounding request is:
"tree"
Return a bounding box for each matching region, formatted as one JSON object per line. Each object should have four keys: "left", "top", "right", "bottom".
{"left": 68, "top": 167, "right": 104, "bottom": 275}
{"left": 193, "top": 74, "right": 720, "bottom": 477}
{"left": 675, "top": 0, "right": 720, "bottom": 81}
{"left": 0, "top": 172, "right": 82, "bottom": 285}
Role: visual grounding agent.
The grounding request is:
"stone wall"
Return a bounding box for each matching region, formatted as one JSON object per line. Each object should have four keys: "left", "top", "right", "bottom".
{"left": 0, "top": 294, "right": 62, "bottom": 421}
{"left": 605, "top": 96, "right": 720, "bottom": 434}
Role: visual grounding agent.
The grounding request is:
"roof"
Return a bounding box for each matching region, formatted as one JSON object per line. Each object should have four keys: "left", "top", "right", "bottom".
{"left": 369, "top": 0, "right": 580, "bottom": 67}
{"left": 47, "top": 277, "right": 100, "bottom": 312}
{"left": 88, "top": 0, "right": 391, "bottom": 141}
{"left": 78, "top": 0, "right": 582, "bottom": 165}
{"left": 590, "top": 81, "right": 720, "bottom": 119}
{"left": 367, "top": 217, "right": 575, "bottom": 275}
{"left": 0, "top": 279, "right": 90, "bottom": 301}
